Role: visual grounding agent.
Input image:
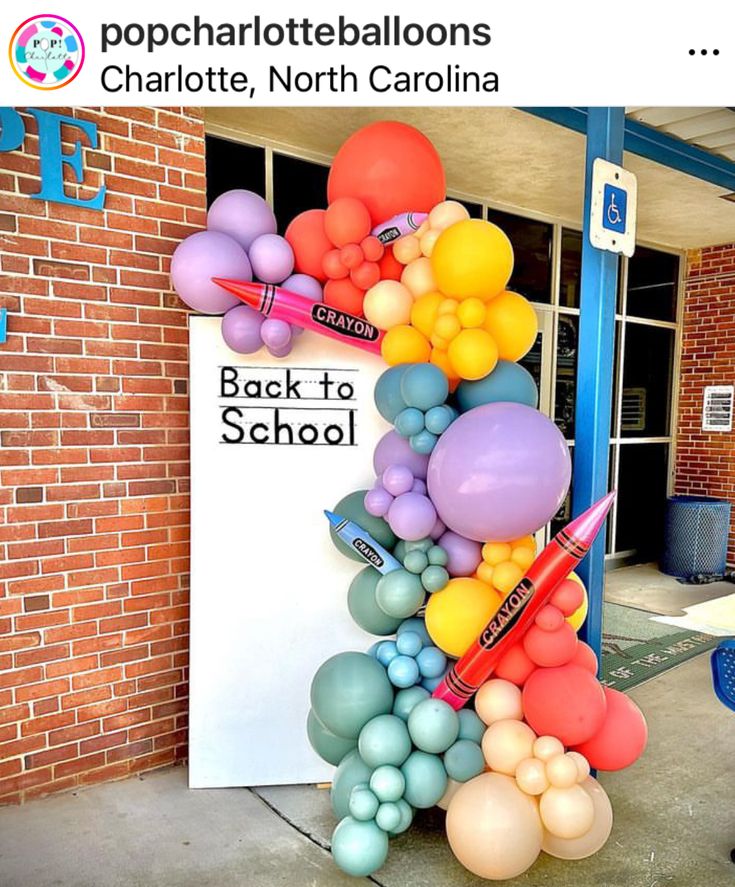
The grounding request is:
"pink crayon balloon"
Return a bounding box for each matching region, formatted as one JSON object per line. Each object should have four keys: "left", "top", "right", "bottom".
{"left": 371, "top": 212, "right": 429, "bottom": 245}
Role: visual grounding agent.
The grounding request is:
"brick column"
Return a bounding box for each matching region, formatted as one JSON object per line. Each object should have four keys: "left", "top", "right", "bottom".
{"left": 0, "top": 107, "right": 205, "bottom": 802}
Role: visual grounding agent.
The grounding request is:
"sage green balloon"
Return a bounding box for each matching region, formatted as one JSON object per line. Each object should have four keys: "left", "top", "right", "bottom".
{"left": 375, "top": 802, "right": 402, "bottom": 833}
{"left": 349, "top": 785, "right": 380, "bottom": 821}
{"left": 407, "top": 698, "right": 460, "bottom": 754}
{"left": 331, "top": 816, "right": 389, "bottom": 877}
{"left": 393, "top": 686, "right": 430, "bottom": 722}
{"left": 443, "top": 739, "right": 485, "bottom": 782}
{"left": 375, "top": 569, "right": 425, "bottom": 619}
{"left": 389, "top": 798, "right": 414, "bottom": 836}
{"left": 330, "top": 491, "right": 396, "bottom": 561}
{"left": 306, "top": 709, "right": 357, "bottom": 766}
{"left": 331, "top": 749, "right": 374, "bottom": 820}
{"left": 358, "top": 714, "right": 411, "bottom": 768}
{"left": 311, "top": 652, "right": 394, "bottom": 740}
{"left": 369, "top": 765, "right": 405, "bottom": 802}
{"left": 457, "top": 708, "right": 486, "bottom": 743}
{"left": 348, "top": 567, "right": 403, "bottom": 636}
{"left": 401, "top": 751, "right": 448, "bottom": 808}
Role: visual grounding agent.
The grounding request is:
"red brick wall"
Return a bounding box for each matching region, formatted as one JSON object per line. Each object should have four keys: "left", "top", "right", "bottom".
{"left": 0, "top": 107, "right": 204, "bottom": 803}
{"left": 674, "top": 243, "right": 735, "bottom": 565}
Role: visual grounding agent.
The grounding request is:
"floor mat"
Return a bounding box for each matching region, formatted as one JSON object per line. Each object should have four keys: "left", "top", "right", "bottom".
{"left": 600, "top": 602, "right": 719, "bottom": 692}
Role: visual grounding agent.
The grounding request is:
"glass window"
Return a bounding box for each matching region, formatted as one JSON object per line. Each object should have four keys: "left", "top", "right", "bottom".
{"left": 486, "top": 209, "right": 552, "bottom": 304}
{"left": 615, "top": 443, "right": 670, "bottom": 558}
{"left": 626, "top": 247, "right": 679, "bottom": 322}
{"left": 554, "top": 313, "right": 578, "bottom": 439}
{"left": 550, "top": 445, "right": 573, "bottom": 539}
{"left": 272, "top": 153, "right": 329, "bottom": 231}
{"left": 620, "top": 323, "right": 674, "bottom": 438}
{"left": 455, "top": 199, "right": 483, "bottom": 219}
{"left": 206, "top": 136, "right": 265, "bottom": 206}
{"left": 559, "top": 229, "right": 582, "bottom": 308}
{"left": 518, "top": 330, "right": 543, "bottom": 400}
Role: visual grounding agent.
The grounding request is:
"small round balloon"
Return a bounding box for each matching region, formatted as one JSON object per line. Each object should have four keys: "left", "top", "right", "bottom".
{"left": 221, "top": 304, "right": 264, "bottom": 354}
{"left": 331, "top": 749, "right": 375, "bottom": 820}
{"left": 331, "top": 816, "right": 389, "bottom": 877}
{"left": 542, "top": 776, "right": 613, "bottom": 860}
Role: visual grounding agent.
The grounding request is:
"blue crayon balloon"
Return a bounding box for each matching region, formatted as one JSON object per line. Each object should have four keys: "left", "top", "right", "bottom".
{"left": 325, "top": 511, "right": 402, "bottom": 574}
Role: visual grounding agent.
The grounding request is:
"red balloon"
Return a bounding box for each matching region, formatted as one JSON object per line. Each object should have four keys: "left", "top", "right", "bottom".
{"left": 351, "top": 261, "right": 380, "bottom": 291}
{"left": 328, "top": 122, "right": 446, "bottom": 224}
{"left": 572, "top": 687, "right": 648, "bottom": 771}
{"left": 340, "top": 243, "right": 364, "bottom": 270}
{"left": 535, "top": 604, "right": 565, "bottom": 632}
{"left": 570, "top": 641, "right": 598, "bottom": 675}
{"left": 324, "top": 278, "right": 365, "bottom": 316}
{"left": 324, "top": 197, "right": 372, "bottom": 248}
{"left": 494, "top": 641, "right": 536, "bottom": 686}
{"left": 523, "top": 622, "right": 578, "bottom": 667}
{"left": 377, "top": 246, "right": 404, "bottom": 281}
{"left": 522, "top": 665, "right": 607, "bottom": 746}
{"left": 285, "top": 209, "right": 332, "bottom": 282}
{"left": 323, "top": 249, "right": 348, "bottom": 280}
{"left": 550, "top": 579, "right": 585, "bottom": 616}
{"left": 360, "top": 236, "right": 385, "bottom": 263}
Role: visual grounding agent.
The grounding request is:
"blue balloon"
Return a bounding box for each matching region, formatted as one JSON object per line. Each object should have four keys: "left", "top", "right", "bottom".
{"left": 424, "top": 404, "right": 454, "bottom": 435}
{"left": 376, "top": 641, "right": 399, "bottom": 668}
{"left": 400, "top": 363, "right": 449, "bottom": 411}
{"left": 457, "top": 709, "right": 486, "bottom": 743}
{"left": 396, "top": 631, "right": 423, "bottom": 657}
{"left": 395, "top": 407, "right": 425, "bottom": 437}
{"left": 397, "top": 617, "right": 432, "bottom": 647}
{"left": 388, "top": 655, "right": 420, "bottom": 688}
{"left": 454, "top": 360, "right": 538, "bottom": 412}
{"left": 416, "top": 646, "right": 447, "bottom": 679}
{"left": 374, "top": 365, "right": 409, "bottom": 423}
{"left": 409, "top": 429, "right": 438, "bottom": 454}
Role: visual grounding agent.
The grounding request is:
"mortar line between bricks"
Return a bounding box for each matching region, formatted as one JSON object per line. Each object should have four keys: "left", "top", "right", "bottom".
{"left": 248, "top": 788, "right": 387, "bottom": 886}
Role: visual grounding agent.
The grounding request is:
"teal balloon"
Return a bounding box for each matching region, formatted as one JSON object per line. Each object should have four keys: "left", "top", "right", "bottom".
{"left": 387, "top": 655, "right": 420, "bottom": 688}
{"left": 397, "top": 617, "right": 432, "bottom": 646}
{"left": 369, "top": 765, "right": 405, "bottom": 802}
{"left": 424, "top": 404, "right": 454, "bottom": 435}
{"left": 443, "top": 739, "right": 485, "bottom": 782}
{"left": 396, "top": 407, "right": 425, "bottom": 437}
{"left": 374, "top": 364, "right": 409, "bottom": 423}
{"left": 331, "top": 817, "right": 389, "bottom": 877}
{"left": 401, "top": 751, "right": 448, "bottom": 808}
{"left": 331, "top": 749, "right": 374, "bottom": 820}
{"left": 427, "top": 545, "right": 448, "bottom": 566}
{"left": 455, "top": 360, "right": 538, "bottom": 412}
{"left": 393, "top": 540, "right": 407, "bottom": 562}
{"left": 330, "top": 491, "right": 397, "bottom": 561}
{"left": 376, "top": 802, "right": 402, "bottom": 832}
{"left": 407, "top": 698, "right": 460, "bottom": 754}
{"left": 389, "top": 798, "right": 414, "bottom": 835}
{"left": 375, "top": 570, "right": 425, "bottom": 619}
{"left": 400, "top": 363, "right": 449, "bottom": 411}
{"left": 421, "top": 565, "right": 449, "bottom": 593}
{"left": 393, "top": 685, "right": 430, "bottom": 721}
{"left": 348, "top": 567, "right": 403, "bottom": 636}
{"left": 311, "top": 652, "right": 394, "bottom": 740}
{"left": 306, "top": 709, "right": 357, "bottom": 765}
{"left": 404, "top": 549, "right": 429, "bottom": 574}
{"left": 358, "top": 714, "right": 411, "bottom": 768}
{"left": 349, "top": 785, "right": 380, "bottom": 821}
{"left": 457, "top": 709, "right": 486, "bottom": 743}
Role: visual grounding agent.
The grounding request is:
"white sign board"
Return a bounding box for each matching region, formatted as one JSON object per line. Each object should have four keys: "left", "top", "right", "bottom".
{"left": 702, "top": 384, "right": 734, "bottom": 432}
{"left": 189, "top": 316, "right": 387, "bottom": 787}
{"left": 589, "top": 158, "right": 637, "bottom": 257}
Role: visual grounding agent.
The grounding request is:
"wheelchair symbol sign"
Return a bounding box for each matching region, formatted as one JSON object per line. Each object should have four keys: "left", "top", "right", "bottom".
{"left": 602, "top": 183, "right": 627, "bottom": 234}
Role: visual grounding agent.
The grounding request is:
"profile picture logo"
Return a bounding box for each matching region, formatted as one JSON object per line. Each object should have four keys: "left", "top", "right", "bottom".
{"left": 9, "top": 14, "right": 84, "bottom": 89}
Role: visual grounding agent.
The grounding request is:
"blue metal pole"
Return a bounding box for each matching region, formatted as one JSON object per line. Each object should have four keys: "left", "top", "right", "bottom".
{"left": 574, "top": 108, "right": 625, "bottom": 665}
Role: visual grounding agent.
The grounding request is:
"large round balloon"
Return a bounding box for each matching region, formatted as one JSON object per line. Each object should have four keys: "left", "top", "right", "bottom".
{"left": 285, "top": 209, "right": 332, "bottom": 282}
{"left": 427, "top": 403, "right": 571, "bottom": 542}
{"left": 446, "top": 772, "right": 543, "bottom": 879}
{"left": 307, "top": 709, "right": 357, "bottom": 765}
{"left": 522, "top": 664, "right": 607, "bottom": 747}
{"left": 373, "top": 430, "right": 430, "bottom": 480}
{"left": 454, "top": 361, "right": 538, "bottom": 413}
{"left": 207, "top": 189, "right": 277, "bottom": 250}
{"left": 331, "top": 749, "right": 374, "bottom": 819}
{"left": 328, "top": 122, "right": 446, "bottom": 225}
{"left": 542, "top": 776, "right": 613, "bottom": 860}
{"left": 431, "top": 219, "right": 513, "bottom": 301}
{"left": 331, "top": 816, "right": 389, "bottom": 877}
{"left": 572, "top": 687, "right": 648, "bottom": 771}
{"left": 348, "top": 568, "right": 403, "bottom": 636}
{"left": 329, "top": 490, "right": 396, "bottom": 561}
{"left": 171, "top": 231, "right": 251, "bottom": 315}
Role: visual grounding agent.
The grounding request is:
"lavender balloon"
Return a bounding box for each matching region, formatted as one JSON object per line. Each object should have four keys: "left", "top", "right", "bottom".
{"left": 222, "top": 304, "right": 264, "bottom": 354}
{"left": 387, "top": 493, "right": 437, "bottom": 542}
{"left": 261, "top": 318, "right": 293, "bottom": 351}
{"left": 373, "top": 431, "right": 430, "bottom": 481}
{"left": 249, "top": 234, "right": 294, "bottom": 284}
{"left": 427, "top": 403, "right": 571, "bottom": 542}
{"left": 438, "top": 531, "right": 482, "bottom": 577}
{"left": 282, "top": 273, "right": 323, "bottom": 336}
{"left": 171, "top": 231, "right": 251, "bottom": 314}
{"left": 207, "top": 189, "right": 276, "bottom": 251}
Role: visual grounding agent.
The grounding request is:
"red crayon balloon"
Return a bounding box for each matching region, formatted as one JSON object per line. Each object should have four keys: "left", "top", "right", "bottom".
{"left": 432, "top": 492, "right": 615, "bottom": 710}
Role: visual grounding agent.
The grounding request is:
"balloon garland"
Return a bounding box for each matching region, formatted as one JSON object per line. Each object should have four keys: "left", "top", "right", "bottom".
{"left": 171, "top": 120, "right": 648, "bottom": 880}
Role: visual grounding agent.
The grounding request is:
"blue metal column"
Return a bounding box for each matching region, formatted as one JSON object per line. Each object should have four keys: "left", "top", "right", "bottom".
{"left": 574, "top": 107, "right": 625, "bottom": 664}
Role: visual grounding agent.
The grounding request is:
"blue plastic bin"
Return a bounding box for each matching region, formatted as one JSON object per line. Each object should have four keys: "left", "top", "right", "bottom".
{"left": 661, "top": 495, "right": 731, "bottom": 578}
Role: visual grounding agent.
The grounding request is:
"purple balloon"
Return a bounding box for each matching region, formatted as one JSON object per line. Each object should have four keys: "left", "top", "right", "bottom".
{"left": 373, "top": 431, "right": 430, "bottom": 481}
{"left": 387, "top": 492, "right": 437, "bottom": 542}
{"left": 249, "top": 234, "right": 295, "bottom": 284}
{"left": 382, "top": 465, "right": 414, "bottom": 497}
{"left": 266, "top": 340, "right": 294, "bottom": 359}
{"left": 428, "top": 403, "right": 571, "bottom": 542}
{"left": 365, "top": 486, "right": 393, "bottom": 518}
{"left": 171, "top": 231, "right": 251, "bottom": 314}
{"left": 207, "top": 189, "right": 276, "bottom": 251}
{"left": 430, "top": 518, "right": 446, "bottom": 540}
{"left": 221, "top": 304, "right": 264, "bottom": 354}
{"left": 261, "top": 318, "right": 292, "bottom": 350}
{"left": 411, "top": 478, "right": 427, "bottom": 495}
{"left": 281, "top": 273, "right": 323, "bottom": 302}
{"left": 438, "top": 531, "right": 482, "bottom": 577}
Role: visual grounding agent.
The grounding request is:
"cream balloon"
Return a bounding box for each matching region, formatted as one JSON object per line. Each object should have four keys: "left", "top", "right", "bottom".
{"left": 363, "top": 280, "right": 414, "bottom": 330}
{"left": 482, "top": 719, "right": 536, "bottom": 776}
{"left": 428, "top": 200, "right": 470, "bottom": 231}
{"left": 542, "top": 777, "right": 613, "bottom": 860}
{"left": 419, "top": 228, "right": 441, "bottom": 258}
{"left": 393, "top": 235, "right": 422, "bottom": 265}
{"left": 446, "top": 772, "right": 543, "bottom": 880}
{"left": 545, "top": 753, "right": 579, "bottom": 789}
{"left": 437, "top": 778, "right": 462, "bottom": 811}
{"left": 566, "top": 750, "right": 591, "bottom": 784}
{"left": 401, "top": 257, "right": 437, "bottom": 298}
{"left": 515, "top": 757, "right": 549, "bottom": 796}
{"left": 539, "top": 785, "right": 595, "bottom": 839}
{"left": 475, "top": 679, "right": 523, "bottom": 726}
{"left": 533, "top": 735, "right": 565, "bottom": 762}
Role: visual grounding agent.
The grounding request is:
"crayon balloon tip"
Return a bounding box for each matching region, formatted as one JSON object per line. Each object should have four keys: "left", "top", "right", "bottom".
{"left": 323, "top": 510, "right": 341, "bottom": 527}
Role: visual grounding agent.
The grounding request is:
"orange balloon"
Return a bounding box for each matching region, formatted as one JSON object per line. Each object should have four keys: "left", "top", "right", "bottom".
{"left": 377, "top": 246, "right": 404, "bottom": 281}
{"left": 324, "top": 278, "right": 365, "bottom": 316}
{"left": 285, "top": 209, "right": 332, "bottom": 282}
{"left": 328, "top": 122, "right": 446, "bottom": 224}
{"left": 322, "top": 249, "right": 348, "bottom": 280}
{"left": 571, "top": 687, "right": 647, "bottom": 771}
{"left": 324, "top": 197, "right": 372, "bottom": 248}
{"left": 351, "top": 261, "right": 380, "bottom": 291}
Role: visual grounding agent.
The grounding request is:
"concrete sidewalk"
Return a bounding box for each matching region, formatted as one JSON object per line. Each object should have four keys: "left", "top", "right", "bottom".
{"left": 1, "top": 654, "right": 733, "bottom": 887}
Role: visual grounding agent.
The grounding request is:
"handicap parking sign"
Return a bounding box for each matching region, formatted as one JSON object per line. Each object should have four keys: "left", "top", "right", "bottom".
{"left": 590, "top": 159, "right": 637, "bottom": 257}
{"left": 602, "top": 183, "right": 627, "bottom": 234}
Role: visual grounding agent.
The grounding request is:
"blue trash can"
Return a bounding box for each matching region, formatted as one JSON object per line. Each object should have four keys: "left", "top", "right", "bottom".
{"left": 661, "top": 495, "right": 731, "bottom": 578}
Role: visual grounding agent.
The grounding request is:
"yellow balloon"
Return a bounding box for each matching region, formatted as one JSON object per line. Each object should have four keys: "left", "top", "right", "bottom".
{"left": 401, "top": 257, "right": 436, "bottom": 298}
{"left": 447, "top": 328, "right": 498, "bottom": 381}
{"left": 430, "top": 347, "right": 460, "bottom": 383}
{"left": 431, "top": 219, "right": 514, "bottom": 300}
{"left": 457, "top": 297, "right": 486, "bottom": 329}
{"left": 381, "top": 325, "right": 431, "bottom": 366}
{"left": 393, "top": 234, "right": 421, "bottom": 265}
{"left": 428, "top": 200, "right": 470, "bottom": 231}
{"left": 511, "top": 545, "right": 536, "bottom": 571}
{"left": 482, "top": 542, "right": 512, "bottom": 566}
{"left": 492, "top": 561, "right": 524, "bottom": 595}
{"left": 410, "top": 291, "right": 442, "bottom": 338}
{"left": 363, "top": 280, "right": 414, "bottom": 331}
{"left": 425, "top": 577, "right": 502, "bottom": 658}
{"left": 566, "top": 572, "right": 588, "bottom": 632}
{"left": 434, "top": 314, "right": 461, "bottom": 341}
{"left": 483, "top": 290, "right": 538, "bottom": 361}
